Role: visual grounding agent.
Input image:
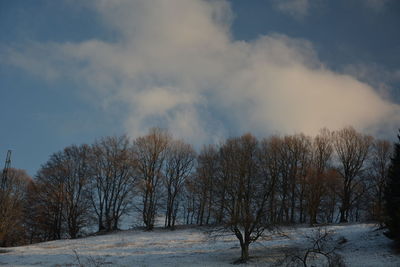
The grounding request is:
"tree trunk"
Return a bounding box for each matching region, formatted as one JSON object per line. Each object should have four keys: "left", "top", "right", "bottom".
{"left": 339, "top": 207, "right": 347, "bottom": 223}
{"left": 239, "top": 242, "right": 250, "bottom": 262}
{"left": 340, "top": 193, "right": 349, "bottom": 223}
{"left": 98, "top": 215, "right": 105, "bottom": 232}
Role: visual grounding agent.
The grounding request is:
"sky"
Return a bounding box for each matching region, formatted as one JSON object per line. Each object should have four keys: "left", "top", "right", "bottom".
{"left": 0, "top": 0, "right": 399, "bottom": 176}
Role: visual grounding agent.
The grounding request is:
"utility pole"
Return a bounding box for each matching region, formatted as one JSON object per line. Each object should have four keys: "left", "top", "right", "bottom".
{"left": 1, "top": 150, "right": 12, "bottom": 190}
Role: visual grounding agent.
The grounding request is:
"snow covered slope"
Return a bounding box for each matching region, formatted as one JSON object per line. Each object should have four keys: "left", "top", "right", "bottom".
{"left": 0, "top": 224, "right": 399, "bottom": 266}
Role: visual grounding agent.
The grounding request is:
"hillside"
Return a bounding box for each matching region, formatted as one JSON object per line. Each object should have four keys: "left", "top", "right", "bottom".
{"left": 1, "top": 224, "right": 399, "bottom": 267}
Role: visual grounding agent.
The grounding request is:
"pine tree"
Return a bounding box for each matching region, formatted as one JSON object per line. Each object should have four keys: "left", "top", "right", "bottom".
{"left": 384, "top": 130, "right": 400, "bottom": 243}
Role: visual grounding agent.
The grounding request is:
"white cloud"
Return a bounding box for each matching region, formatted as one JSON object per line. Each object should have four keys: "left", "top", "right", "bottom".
{"left": 342, "top": 63, "right": 400, "bottom": 99}
{"left": 3, "top": 0, "right": 400, "bottom": 143}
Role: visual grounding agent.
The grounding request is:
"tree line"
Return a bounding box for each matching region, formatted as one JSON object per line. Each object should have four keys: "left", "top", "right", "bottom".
{"left": 0, "top": 127, "right": 394, "bottom": 259}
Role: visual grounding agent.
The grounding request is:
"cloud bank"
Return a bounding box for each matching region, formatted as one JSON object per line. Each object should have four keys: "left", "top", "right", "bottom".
{"left": 4, "top": 0, "right": 400, "bottom": 143}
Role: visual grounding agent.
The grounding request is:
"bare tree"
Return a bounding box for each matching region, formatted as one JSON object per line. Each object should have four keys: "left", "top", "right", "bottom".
{"left": 259, "top": 136, "right": 283, "bottom": 224}
{"left": 62, "top": 145, "right": 92, "bottom": 238}
{"left": 282, "top": 227, "right": 345, "bottom": 267}
{"left": 89, "top": 136, "right": 137, "bottom": 232}
{"left": 321, "top": 169, "right": 342, "bottom": 223}
{"left": 368, "top": 139, "right": 392, "bottom": 224}
{"left": 133, "top": 128, "right": 170, "bottom": 230}
{"left": 277, "top": 134, "right": 312, "bottom": 223}
{"left": 193, "top": 145, "right": 219, "bottom": 226}
{"left": 333, "top": 127, "right": 373, "bottom": 222}
{"left": 306, "top": 129, "right": 334, "bottom": 224}
{"left": 163, "top": 140, "right": 195, "bottom": 229}
{"left": 182, "top": 176, "right": 197, "bottom": 225}
{"left": 34, "top": 145, "right": 92, "bottom": 239}
{"left": 275, "top": 136, "right": 291, "bottom": 223}
{"left": 217, "top": 134, "right": 273, "bottom": 262}
{"left": 292, "top": 134, "right": 312, "bottom": 223}
{"left": 0, "top": 169, "right": 31, "bottom": 246}
{"left": 35, "top": 163, "right": 66, "bottom": 240}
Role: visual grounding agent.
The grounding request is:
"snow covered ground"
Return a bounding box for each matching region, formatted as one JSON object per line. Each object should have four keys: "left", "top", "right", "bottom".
{"left": 0, "top": 224, "right": 399, "bottom": 266}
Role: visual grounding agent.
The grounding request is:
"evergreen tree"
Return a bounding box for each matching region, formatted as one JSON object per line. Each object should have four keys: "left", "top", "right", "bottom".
{"left": 384, "top": 130, "right": 400, "bottom": 243}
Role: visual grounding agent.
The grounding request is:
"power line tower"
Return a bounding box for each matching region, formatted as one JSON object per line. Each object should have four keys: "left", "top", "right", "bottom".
{"left": 1, "top": 150, "right": 12, "bottom": 190}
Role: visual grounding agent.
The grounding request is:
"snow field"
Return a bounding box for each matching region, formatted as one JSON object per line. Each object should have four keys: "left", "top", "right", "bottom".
{"left": 0, "top": 224, "right": 399, "bottom": 266}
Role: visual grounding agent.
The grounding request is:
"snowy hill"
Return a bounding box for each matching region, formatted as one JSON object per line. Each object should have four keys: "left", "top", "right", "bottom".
{"left": 1, "top": 224, "right": 399, "bottom": 266}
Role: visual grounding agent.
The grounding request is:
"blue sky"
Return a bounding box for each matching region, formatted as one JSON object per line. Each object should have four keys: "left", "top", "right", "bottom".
{"left": 1, "top": 0, "right": 399, "bottom": 176}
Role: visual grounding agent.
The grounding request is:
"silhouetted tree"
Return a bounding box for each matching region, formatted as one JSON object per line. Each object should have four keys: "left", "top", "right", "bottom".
{"left": 385, "top": 130, "right": 400, "bottom": 243}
